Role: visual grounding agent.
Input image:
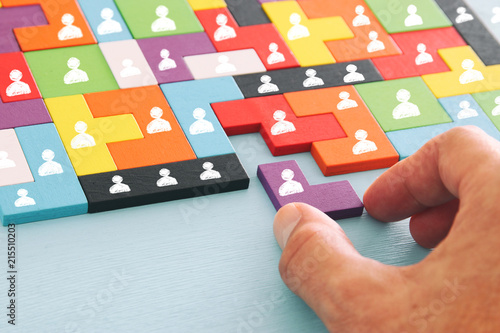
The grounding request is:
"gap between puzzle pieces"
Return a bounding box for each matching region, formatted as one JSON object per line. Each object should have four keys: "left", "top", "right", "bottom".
{"left": 257, "top": 160, "right": 364, "bottom": 220}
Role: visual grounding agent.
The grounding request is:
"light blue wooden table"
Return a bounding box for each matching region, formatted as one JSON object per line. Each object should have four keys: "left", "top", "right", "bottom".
{"left": 0, "top": 133, "right": 429, "bottom": 333}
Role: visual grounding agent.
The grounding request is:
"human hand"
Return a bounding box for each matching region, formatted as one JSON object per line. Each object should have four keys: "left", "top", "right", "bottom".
{"left": 274, "top": 126, "right": 500, "bottom": 332}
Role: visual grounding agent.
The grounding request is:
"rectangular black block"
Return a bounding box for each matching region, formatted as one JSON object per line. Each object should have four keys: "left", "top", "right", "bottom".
{"left": 233, "top": 60, "right": 384, "bottom": 98}
{"left": 79, "top": 154, "right": 250, "bottom": 213}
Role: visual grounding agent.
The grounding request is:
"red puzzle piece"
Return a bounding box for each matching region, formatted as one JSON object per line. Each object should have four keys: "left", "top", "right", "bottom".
{"left": 195, "top": 8, "right": 299, "bottom": 71}
{"left": 212, "top": 94, "right": 346, "bottom": 156}
{"left": 2, "top": 0, "right": 96, "bottom": 51}
{"left": 0, "top": 52, "right": 41, "bottom": 102}
{"left": 372, "top": 27, "right": 467, "bottom": 80}
{"left": 298, "top": 0, "right": 401, "bottom": 62}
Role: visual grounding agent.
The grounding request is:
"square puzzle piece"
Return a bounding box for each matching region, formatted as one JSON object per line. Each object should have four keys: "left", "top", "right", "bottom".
{"left": 284, "top": 86, "right": 400, "bottom": 176}
{"left": 79, "top": 153, "right": 249, "bottom": 213}
{"left": 2, "top": 0, "right": 96, "bottom": 51}
{"left": 355, "top": 76, "right": 452, "bottom": 132}
{"left": 160, "top": 77, "right": 242, "bottom": 158}
{"left": 137, "top": 33, "right": 216, "bottom": 84}
{"left": 212, "top": 94, "right": 346, "bottom": 155}
{"left": 77, "top": 0, "right": 133, "bottom": 43}
{"left": 365, "top": 0, "right": 452, "bottom": 33}
{"left": 0, "top": 5, "right": 47, "bottom": 53}
{"left": 84, "top": 86, "right": 196, "bottom": 170}
{"left": 0, "top": 123, "right": 88, "bottom": 225}
{"left": 0, "top": 129, "right": 33, "bottom": 187}
{"left": 114, "top": 0, "right": 203, "bottom": 39}
{"left": 0, "top": 52, "right": 41, "bottom": 102}
{"left": 25, "top": 44, "right": 119, "bottom": 98}
{"left": 257, "top": 160, "right": 364, "bottom": 220}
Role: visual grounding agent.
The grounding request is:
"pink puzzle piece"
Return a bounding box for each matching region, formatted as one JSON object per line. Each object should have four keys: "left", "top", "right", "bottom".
{"left": 257, "top": 160, "right": 364, "bottom": 220}
{"left": 0, "top": 129, "right": 34, "bottom": 187}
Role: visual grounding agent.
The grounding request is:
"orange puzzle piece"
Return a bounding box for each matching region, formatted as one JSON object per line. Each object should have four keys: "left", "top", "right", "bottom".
{"left": 298, "top": 0, "right": 401, "bottom": 62}
{"left": 2, "top": 0, "right": 95, "bottom": 51}
{"left": 84, "top": 86, "right": 196, "bottom": 170}
{"left": 285, "top": 86, "right": 399, "bottom": 176}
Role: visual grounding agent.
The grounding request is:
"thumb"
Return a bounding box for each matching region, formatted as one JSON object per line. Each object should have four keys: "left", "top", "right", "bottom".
{"left": 274, "top": 203, "right": 409, "bottom": 331}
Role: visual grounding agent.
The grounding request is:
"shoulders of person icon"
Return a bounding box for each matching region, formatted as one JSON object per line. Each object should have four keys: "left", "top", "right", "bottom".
{"left": 6, "top": 69, "right": 31, "bottom": 97}
{"left": 405, "top": 5, "right": 423, "bottom": 27}
{"left": 38, "top": 149, "right": 64, "bottom": 177}
{"left": 0, "top": 151, "right": 16, "bottom": 169}
{"left": 353, "top": 5, "right": 370, "bottom": 27}
{"left": 120, "top": 59, "right": 142, "bottom": 78}
{"left": 415, "top": 43, "right": 433, "bottom": 65}
{"left": 147, "top": 107, "right": 172, "bottom": 134}
{"left": 343, "top": 64, "right": 365, "bottom": 83}
{"left": 109, "top": 175, "right": 131, "bottom": 194}
{"left": 158, "top": 49, "right": 177, "bottom": 71}
{"left": 157, "top": 168, "right": 178, "bottom": 187}
{"left": 367, "top": 31, "right": 385, "bottom": 53}
{"left": 258, "top": 75, "right": 279, "bottom": 94}
{"left": 278, "top": 169, "right": 304, "bottom": 197}
{"left": 71, "top": 121, "right": 96, "bottom": 149}
{"left": 456, "top": 7, "right": 474, "bottom": 24}
{"left": 337, "top": 91, "right": 358, "bottom": 110}
{"left": 459, "top": 59, "right": 484, "bottom": 84}
{"left": 200, "top": 162, "right": 221, "bottom": 181}
{"left": 393, "top": 89, "right": 421, "bottom": 119}
{"left": 97, "top": 8, "right": 123, "bottom": 35}
{"left": 151, "top": 5, "right": 176, "bottom": 32}
{"left": 457, "top": 101, "right": 479, "bottom": 120}
{"left": 303, "top": 69, "right": 324, "bottom": 88}
{"left": 64, "top": 57, "right": 89, "bottom": 85}
{"left": 215, "top": 55, "right": 237, "bottom": 74}
{"left": 14, "top": 189, "right": 36, "bottom": 208}
{"left": 271, "top": 110, "right": 296, "bottom": 136}
{"left": 493, "top": 97, "right": 500, "bottom": 116}
{"left": 287, "top": 13, "right": 310, "bottom": 40}
{"left": 267, "top": 43, "right": 285, "bottom": 65}
{"left": 492, "top": 7, "right": 500, "bottom": 24}
{"left": 189, "top": 108, "right": 215, "bottom": 135}
{"left": 214, "top": 14, "right": 237, "bottom": 41}
{"left": 58, "top": 13, "right": 83, "bottom": 41}
{"left": 352, "top": 129, "right": 378, "bottom": 155}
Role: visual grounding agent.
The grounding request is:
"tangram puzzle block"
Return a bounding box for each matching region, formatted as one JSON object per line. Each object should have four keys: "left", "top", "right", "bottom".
{"left": 186, "top": 0, "right": 227, "bottom": 11}
{"left": 84, "top": 86, "right": 196, "bottom": 170}
{"left": 365, "top": 0, "right": 452, "bottom": 33}
{"left": 79, "top": 153, "right": 249, "bottom": 213}
{"left": 195, "top": 7, "right": 299, "bottom": 71}
{"left": 387, "top": 94, "right": 500, "bottom": 159}
{"left": 77, "top": 0, "right": 133, "bottom": 43}
{"left": 284, "top": 86, "right": 400, "bottom": 176}
{"left": 234, "top": 60, "right": 383, "bottom": 98}
{"left": 1, "top": 0, "right": 96, "bottom": 51}
{"left": 262, "top": 1, "right": 354, "bottom": 66}
{"left": 24, "top": 44, "right": 119, "bottom": 98}
{"left": 137, "top": 33, "right": 216, "bottom": 84}
{"left": 472, "top": 90, "right": 500, "bottom": 132}
{"left": 422, "top": 46, "right": 500, "bottom": 98}
{"left": 0, "top": 98, "right": 51, "bottom": 131}
{"left": 114, "top": 0, "right": 203, "bottom": 39}
{"left": 44, "top": 95, "right": 143, "bottom": 176}
{"left": 355, "top": 77, "right": 452, "bottom": 132}
{"left": 0, "top": 52, "right": 41, "bottom": 102}
{"left": 183, "top": 49, "right": 266, "bottom": 80}
{"left": 0, "top": 5, "right": 47, "bottom": 53}
{"left": 0, "top": 123, "right": 88, "bottom": 225}
{"left": 435, "top": 0, "right": 500, "bottom": 66}
{"left": 99, "top": 40, "right": 158, "bottom": 89}
{"left": 0, "top": 129, "right": 33, "bottom": 187}
{"left": 212, "top": 94, "right": 346, "bottom": 155}
{"left": 225, "top": 0, "right": 271, "bottom": 26}
{"left": 297, "top": 0, "right": 402, "bottom": 62}
{"left": 161, "top": 77, "right": 242, "bottom": 158}
{"left": 372, "top": 27, "right": 467, "bottom": 80}
{"left": 257, "top": 160, "right": 364, "bottom": 220}
{"left": 463, "top": 0, "right": 500, "bottom": 44}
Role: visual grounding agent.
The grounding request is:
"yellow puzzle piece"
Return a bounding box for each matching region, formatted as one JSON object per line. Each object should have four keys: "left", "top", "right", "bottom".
{"left": 187, "top": 0, "right": 226, "bottom": 11}
{"left": 422, "top": 46, "right": 500, "bottom": 98}
{"left": 262, "top": 1, "right": 353, "bottom": 67}
{"left": 44, "top": 95, "right": 143, "bottom": 176}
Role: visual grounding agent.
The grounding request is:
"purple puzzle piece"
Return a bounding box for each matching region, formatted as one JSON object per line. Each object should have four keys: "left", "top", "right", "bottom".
{"left": 137, "top": 32, "right": 217, "bottom": 84}
{"left": 0, "top": 98, "right": 52, "bottom": 130}
{"left": 257, "top": 160, "right": 364, "bottom": 220}
{"left": 0, "top": 5, "right": 48, "bottom": 54}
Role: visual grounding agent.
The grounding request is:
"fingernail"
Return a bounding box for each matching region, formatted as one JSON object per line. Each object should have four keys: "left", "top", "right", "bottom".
{"left": 274, "top": 203, "right": 302, "bottom": 250}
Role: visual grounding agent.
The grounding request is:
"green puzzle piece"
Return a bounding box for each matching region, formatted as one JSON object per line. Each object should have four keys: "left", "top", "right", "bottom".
{"left": 25, "top": 45, "right": 119, "bottom": 99}
{"left": 365, "top": 0, "right": 451, "bottom": 33}
{"left": 355, "top": 77, "right": 452, "bottom": 132}
{"left": 115, "top": 0, "right": 203, "bottom": 39}
{"left": 473, "top": 90, "right": 500, "bottom": 132}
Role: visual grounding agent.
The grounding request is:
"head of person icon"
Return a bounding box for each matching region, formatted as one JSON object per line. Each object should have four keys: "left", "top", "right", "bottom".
{"left": 269, "top": 42, "right": 279, "bottom": 53}
{"left": 305, "top": 68, "right": 317, "bottom": 78}
{"left": 355, "top": 5, "right": 365, "bottom": 15}
{"left": 459, "top": 100, "right": 471, "bottom": 110}
{"left": 112, "top": 175, "right": 124, "bottom": 185}
{"left": 494, "top": 7, "right": 500, "bottom": 15}
{"left": 160, "top": 49, "right": 170, "bottom": 59}
{"left": 41, "top": 149, "right": 55, "bottom": 162}
{"left": 496, "top": 96, "right": 500, "bottom": 105}
{"left": 218, "top": 55, "right": 229, "bottom": 64}
{"left": 67, "top": 57, "right": 81, "bottom": 70}
{"left": 159, "top": 168, "right": 171, "bottom": 177}
{"left": 122, "top": 58, "right": 134, "bottom": 69}
{"left": 281, "top": 168, "right": 296, "bottom": 182}
{"left": 216, "top": 13, "right": 228, "bottom": 26}
{"left": 150, "top": 107, "right": 163, "bottom": 119}
{"left": 75, "top": 121, "right": 88, "bottom": 134}
{"left": 61, "top": 13, "right": 75, "bottom": 26}
{"left": 9, "top": 69, "right": 23, "bottom": 82}
{"left": 396, "top": 89, "right": 412, "bottom": 103}
{"left": 408, "top": 4, "right": 418, "bottom": 15}
{"left": 368, "top": 31, "right": 378, "bottom": 41}
{"left": 417, "top": 43, "right": 427, "bottom": 53}
{"left": 260, "top": 75, "right": 272, "bottom": 84}
{"left": 101, "top": 8, "right": 114, "bottom": 20}
{"left": 193, "top": 107, "right": 207, "bottom": 120}
{"left": 203, "top": 162, "right": 214, "bottom": 171}
{"left": 457, "top": 7, "right": 466, "bottom": 15}
{"left": 0, "top": 151, "right": 8, "bottom": 160}
{"left": 355, "top": 129, "right": 369, "bottom": 141}
{"left": 273, "top": 110, "right": 287, "bottom": 122}
{"left": 17, "top": 188, "right": 29, "bottom": 198}
{"left": 462, "top": 59, "right": 475, "bottom": 70}
{"left": 290, "top": 13, "right": 302, "bottom": 25}
{"left": 156, "top": 5, "right": 169, "bottom": 18}
{"left": 346, "top": 64, "right": 358, "bottom": 74}
{"left": 339, "top": 91, "right": 350, "bottom": 100}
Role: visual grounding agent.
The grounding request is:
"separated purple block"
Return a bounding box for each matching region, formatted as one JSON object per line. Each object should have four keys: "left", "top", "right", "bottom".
{"left": 0, "top": 98, "right": 52, "bottom": 130}
{"left": 257, "top": 160, "right": 364, "bottom": 220}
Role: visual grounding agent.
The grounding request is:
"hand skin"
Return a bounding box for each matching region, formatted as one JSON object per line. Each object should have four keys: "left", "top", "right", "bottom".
{"left": 274, "top": 126, "right": 500, "bottom": 333}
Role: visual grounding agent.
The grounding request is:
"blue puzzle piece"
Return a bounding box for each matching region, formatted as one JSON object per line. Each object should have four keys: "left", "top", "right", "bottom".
{"left": 0, "top": 123, "right": 88, "bottom": 225}
{"left": 77, "top": 0, "right": 133, "bottom": 43}
{"left": 160, "top": 77, "right": 243, "bottom": 158}
{"left": 387, "top": 94, "right": 500, "bottom": 159}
